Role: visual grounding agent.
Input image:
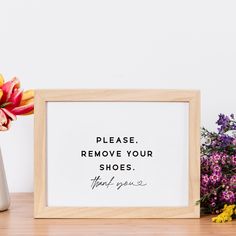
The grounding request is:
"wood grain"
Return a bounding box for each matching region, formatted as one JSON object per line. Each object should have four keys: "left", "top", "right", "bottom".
{"left": 34, "top": 89, "right": 200, "bottom": 218}
{"left": 0, "top": 194, "right": 235, "bottom": 236}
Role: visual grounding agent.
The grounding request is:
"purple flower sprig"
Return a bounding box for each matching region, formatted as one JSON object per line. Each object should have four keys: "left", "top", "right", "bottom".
{"left": 216, "top": 114, "right": 236, "bottom": 134}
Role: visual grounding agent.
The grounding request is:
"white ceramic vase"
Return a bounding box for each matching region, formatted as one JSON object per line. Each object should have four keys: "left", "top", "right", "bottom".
{"left": 0, "top": 147, "right": 10, "bottom": 211}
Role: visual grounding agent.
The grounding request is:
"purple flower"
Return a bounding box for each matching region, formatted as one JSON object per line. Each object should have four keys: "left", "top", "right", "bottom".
{"left": 221, "top": 176, "right": 229, "bottom": 185}
{"left": 201, "top": 174, "right": 209, "bottom": 186}
{"left": 211, "top": 153, "right": 221, "bottom": 164}
{"left": 210, "top": 201, "right": 216, "bottom": 208}
{"left": 216, "top": 114, "right": 231, "bottom": 133}
{"left": 221, "top": 190, "right": 235, "bottom": 204}
{"left": 210, "top": 172, "right": 221, "bottom": 185}
{"left": 221, "top": 154, "right": 227, "bottom": 165}
{"left": 231, "top": 156, "right": 236, "bottom": 166}
{"left": 218, "top": 134, "right": 234, "bottom": 147}
{"left": 200, "top": 155, "right": 208, "bottom": 164}
{"left": 211, "top": 164, "right": 221, "bottom": 173}
{"left": 230, "top": 175, "right": 236, "bottom": 189}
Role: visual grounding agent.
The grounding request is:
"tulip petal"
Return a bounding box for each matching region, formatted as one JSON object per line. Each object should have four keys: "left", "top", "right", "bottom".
{"left": 0, "top": 74, "right": 4, "bottom": 87}
{"left": 1, "top": 77, "right": 20, "bottom": 103}
{"left": 22, "top": 90, "right": 34, "bottom": 101}
{"left": 0, "top": 109, "right": 12, "bottom": 131}
{"left": 0, "top": 89, "right": 3, "bottom": 102}
{"left": 6, "top": 121, "right": 11, "bottom": 130}
{"left": 2, "top": 108, "right": 17, "bottom": 121}
{"left": 20, "top": 97, "right": 34, "bottom": 106}
{"left": 11, "top": 103, "right": 34, "bottom": 115}
{"left": 0, "top": 109, "right": 7, "bottom": 124}
{"left": 22, "top": 110, "right": 34, "bottom": 115}
{"left": 7, "top": 89, "right": 23, "bottom": 108}
{"left": 0, "top": 125, "right": 8, "bottom": 131}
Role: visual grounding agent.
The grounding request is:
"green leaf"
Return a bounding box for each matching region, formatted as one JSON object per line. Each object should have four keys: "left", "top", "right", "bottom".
{"left": 0, "top": 102, "right": 12, "bottom": 108}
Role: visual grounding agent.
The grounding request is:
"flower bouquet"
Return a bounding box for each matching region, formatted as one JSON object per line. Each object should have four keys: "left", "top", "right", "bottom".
{"left": 0, "top": 74, "right": 34, "bottom": 211}
{"left": 199, "top": 114, "right": 236, "bottom": 222}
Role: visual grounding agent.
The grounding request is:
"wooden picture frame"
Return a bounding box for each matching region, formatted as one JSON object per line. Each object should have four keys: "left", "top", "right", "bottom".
{"left": 34, "top": 89, "right": 200, "bottom": 218}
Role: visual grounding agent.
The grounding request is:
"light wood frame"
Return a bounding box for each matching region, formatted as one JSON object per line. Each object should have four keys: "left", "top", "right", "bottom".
{"left": 34, "top": 89, "right": 200, "bottom": 218}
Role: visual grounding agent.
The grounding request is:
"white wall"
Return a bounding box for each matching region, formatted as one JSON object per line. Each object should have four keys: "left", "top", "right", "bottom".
{"left": 0, "top": 0, "right": 236, "bottom": 192}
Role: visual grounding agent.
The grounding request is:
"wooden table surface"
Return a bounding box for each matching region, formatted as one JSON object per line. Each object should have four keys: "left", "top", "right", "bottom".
{"left": 0, "top": 193, "right": 235, "bottom": 236}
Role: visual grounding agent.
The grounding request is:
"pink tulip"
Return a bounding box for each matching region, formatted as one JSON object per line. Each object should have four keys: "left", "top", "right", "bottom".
{"left": 0, "top": 74, "right": 34, "bottom": 131}
{"left": 0, "top": 77, "right": 20, "bottom": 104}
{"left": 11, "top": 90, "right": 34, "bottom": 115}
